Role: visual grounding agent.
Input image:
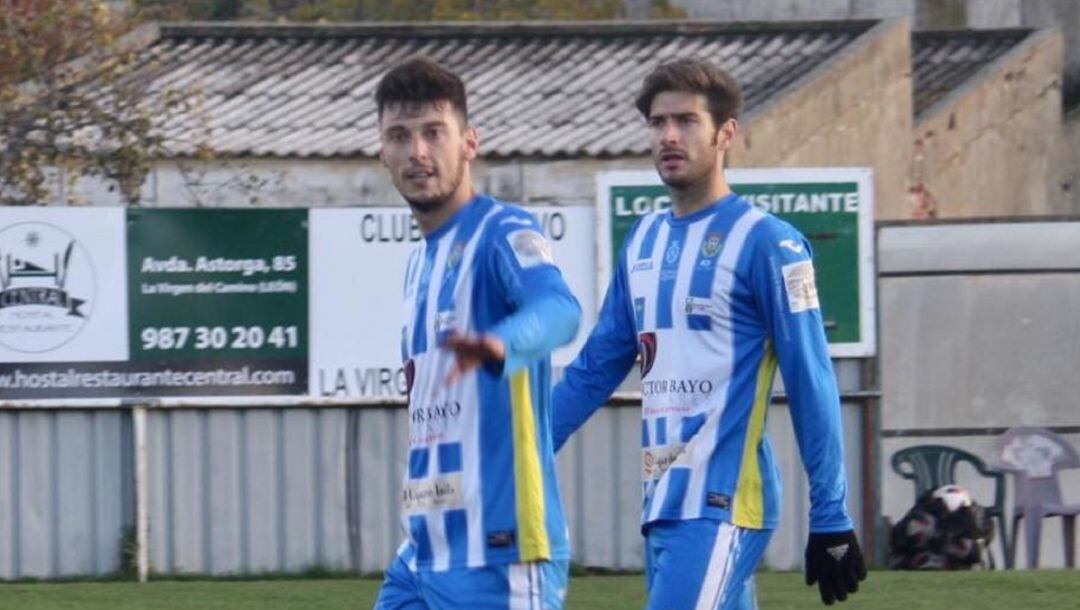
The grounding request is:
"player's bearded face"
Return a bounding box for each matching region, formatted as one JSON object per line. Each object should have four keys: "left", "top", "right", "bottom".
{"left": 647, "top": 91, "right": 726, "bottom": 189}
{"left": 379, "top": 101, "right": 476, "bottom": 214}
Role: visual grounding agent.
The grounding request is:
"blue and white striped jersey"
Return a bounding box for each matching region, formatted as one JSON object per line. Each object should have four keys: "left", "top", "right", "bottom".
{"left": 552, "top": 194, "right": 852, "bottom": 533}
{"left": 399, "top": 194, "right": 580, "bottom": 571}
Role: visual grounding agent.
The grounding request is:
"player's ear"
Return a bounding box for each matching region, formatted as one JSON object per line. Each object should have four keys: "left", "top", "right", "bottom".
{"left": 377, "top": 121, "right": 389, "bottom": 167}
{"left": 462, "top": 124, "right": 479, "bottom": 162}
{"left": 719, "top": 118, "right": 738, "bottom": 151}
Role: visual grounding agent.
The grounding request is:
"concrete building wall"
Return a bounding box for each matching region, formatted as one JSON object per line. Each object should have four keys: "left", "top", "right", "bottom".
{"left": 877, "top": 220, "right": 1080, "bottom": 569}
{"left": 1066, "top": 107, "right": 1080, "bottom": 211}
{"left": 672, "top": 0, "right": 1080, "bottom": 107}
{"left": 966, "top": 0, "right": 1022, "bottom": 28}
{"left": 53, "top": 155, "right": 660, "bottom": 209}
{"left": 1020, "top": 0, "right": 1080, "bottom": 104}
{"left": 665, "top": 0, "right": 913, "bottom": 20}
{"left": 730, "top": 19, "right": 913, "bottom": 220}
{"left": 910, "top": 30, "right": 1068, "bottom": 218}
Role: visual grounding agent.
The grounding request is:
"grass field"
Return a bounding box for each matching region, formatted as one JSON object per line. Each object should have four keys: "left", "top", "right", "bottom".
{"left": 0, "top": 570, "right": 1077, "bottom": 609}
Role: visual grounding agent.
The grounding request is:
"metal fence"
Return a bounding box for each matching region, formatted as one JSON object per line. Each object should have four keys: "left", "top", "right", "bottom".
{"left": 0, "top": 388, "right": 870, "bottom": 580}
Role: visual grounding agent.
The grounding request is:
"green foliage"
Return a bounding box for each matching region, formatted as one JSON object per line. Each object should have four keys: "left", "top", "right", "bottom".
{"left": 0, "top": 0, "right": 189, "bottom": 205}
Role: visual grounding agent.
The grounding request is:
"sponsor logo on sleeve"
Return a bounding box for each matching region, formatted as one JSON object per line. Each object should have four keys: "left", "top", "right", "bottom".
{"left": 507, "top": 229, "right": 554, "bottom": 268}
{"left": 781, "top": 260, "right": 820, "bottom": 313}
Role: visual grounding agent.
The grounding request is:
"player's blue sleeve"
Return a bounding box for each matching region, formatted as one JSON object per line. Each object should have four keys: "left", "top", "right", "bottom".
{"left": 551, "top": 241, "right": 639, "bottom": 452}
{"left": 484, "top": 212, "right": 582, "bottom": 376}
{"left": 748, "top": 218, "right": 854, "bottom": 533}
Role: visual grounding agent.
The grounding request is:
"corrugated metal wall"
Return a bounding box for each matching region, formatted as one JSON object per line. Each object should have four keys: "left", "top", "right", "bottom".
{"left": 0, "top": 410, "right": 133, "bottom": 579}
{"left": 0, "top": 399, "right": 864, "bottom": 578}
{"left": 11, "top": 219, "right": 1080, "bottom": 578}
{"left": 144, "top": 409, "right": 354, "bottom": 575}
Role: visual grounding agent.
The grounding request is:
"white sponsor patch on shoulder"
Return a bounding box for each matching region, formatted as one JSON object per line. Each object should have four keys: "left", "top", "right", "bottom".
{"left": 781, "top": 260, "right": 820, "bottom": 313}
{"left": 507, "top": 229, "right": 554, "bottom": 268}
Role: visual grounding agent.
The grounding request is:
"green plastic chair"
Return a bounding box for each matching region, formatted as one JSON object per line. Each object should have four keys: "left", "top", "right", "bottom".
{"left": 891, "top": 444, "right": 1008, "bottom": 568}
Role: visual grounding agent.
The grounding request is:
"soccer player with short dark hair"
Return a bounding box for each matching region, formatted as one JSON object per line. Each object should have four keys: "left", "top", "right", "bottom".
{"left": 552, "top": 58, "right": 867, "bottom": 609}
{"left": 372, "top": 55, "right": 581, "bottom": 610}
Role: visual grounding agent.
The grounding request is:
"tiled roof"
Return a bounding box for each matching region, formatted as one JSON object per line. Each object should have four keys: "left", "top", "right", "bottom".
{"left": 124, "top": 21, "right": 877, "bottom": 158}
{"left": 912, "top": 29, "right": 1033, "bottom": 119}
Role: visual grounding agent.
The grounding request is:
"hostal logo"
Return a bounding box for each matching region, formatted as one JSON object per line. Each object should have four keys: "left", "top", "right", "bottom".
{"left": 0, "top": 222, "right": 95, "bottom": 353}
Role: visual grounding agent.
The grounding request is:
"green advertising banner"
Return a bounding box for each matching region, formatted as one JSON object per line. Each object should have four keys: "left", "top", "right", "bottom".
{"left": 0, "top": 205, "right": 597, "bottom": 402}
{"left": 126, "top": 209, "right": 308, "bottom": 395}
{"left": 596, "top": 168, "right": 875, "bottom": 357}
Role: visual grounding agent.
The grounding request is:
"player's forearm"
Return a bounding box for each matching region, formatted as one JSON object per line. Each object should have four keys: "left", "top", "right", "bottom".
{"left": 782, "top": 355, "right": 854, "bottom": 532}
{"left": 551, "top": 364, "right": 618, "bottom": 451}
{"left": 551, "top": 380, "right": 597, "bottom": 452}
{"left": 796, "top": 409, "right": 854, "bottom": 531}
{"left": 489, "top": 289, "right": 581, "bottom": 376}
{"left": 551, "top": 330, "right": 638, "bottom": 451}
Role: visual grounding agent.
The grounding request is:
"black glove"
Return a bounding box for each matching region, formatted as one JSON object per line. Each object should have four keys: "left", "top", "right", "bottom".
{"left": 805, "top": 530, "right": 867, "bottom": 605}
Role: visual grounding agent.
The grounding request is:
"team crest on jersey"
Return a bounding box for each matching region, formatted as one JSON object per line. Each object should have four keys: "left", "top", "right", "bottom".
{"left": 664, "top": 240, "right": 681, "bottom": 264}
{"left": 700, "top": 232, "right": 723, "bottom": 258}
{"left": 445, "top": 242, "right": 465, "bottom": 269}
{"left": 637, "top": 331, "right": 657, "bottom": 378}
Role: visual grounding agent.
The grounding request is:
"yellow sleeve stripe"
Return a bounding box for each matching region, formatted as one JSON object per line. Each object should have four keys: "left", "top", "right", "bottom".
{"left": 509, "top": 369, "right": 551, "bottom": 561}
{"left": 733, "top": 340, "right": 777, "bottom": 529}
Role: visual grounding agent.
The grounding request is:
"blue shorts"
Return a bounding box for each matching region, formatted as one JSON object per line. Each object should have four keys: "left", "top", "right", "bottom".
{"left": 375, "top": 547, "right": 569, "bottom": 610}
{"left": 644, "top": 519, "right": 773, "bottom": 610}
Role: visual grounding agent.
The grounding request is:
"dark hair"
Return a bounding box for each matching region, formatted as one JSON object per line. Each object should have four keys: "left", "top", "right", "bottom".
{"left": 375, "top": 55, "right": 468, "bottom": 123}
{"left": 635, "top": 58, "right": 743, "bottom": 127}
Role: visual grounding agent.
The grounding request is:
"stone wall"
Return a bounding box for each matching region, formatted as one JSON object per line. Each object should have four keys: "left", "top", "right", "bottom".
{"left": 910, "top": 30, "right": 1067, "bottom": 218}
{"left": 730, "top": 19, "right": 913, "bottom": 219}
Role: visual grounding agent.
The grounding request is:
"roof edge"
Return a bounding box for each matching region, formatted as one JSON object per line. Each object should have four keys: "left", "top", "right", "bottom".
{"left": 915, "top": 27, "right": 1059, "bottom": 124}
{"left": 913, "top": 27, "right": 1036, "bottom": 39}
{"left": 741, "top": 17, "right": 902, "bottom": 126}
{"left": 157, "top": 18, "right": 879, "bottom": 40}
{"left": 877, "top": 214, "right": 1080, "bottom": 228}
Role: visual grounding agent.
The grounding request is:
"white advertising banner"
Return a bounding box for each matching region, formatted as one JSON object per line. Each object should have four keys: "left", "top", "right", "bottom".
{"left": 0, "top": 207, "right": 128, "bottom": 364}
{"left": 309, "top": 206, "right": 596, "bottom": 398}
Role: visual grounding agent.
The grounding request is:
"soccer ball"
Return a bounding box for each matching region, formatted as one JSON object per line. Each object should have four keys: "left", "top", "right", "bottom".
{"left": 931, "top": 484, "right": 973, "bottom": 514}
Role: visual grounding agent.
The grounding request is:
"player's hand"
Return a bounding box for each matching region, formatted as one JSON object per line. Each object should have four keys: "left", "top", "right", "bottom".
{"left": 804, "top": 530, "right": 866, "bottom": 605}
{"left": 443, "top": 331, "right": 506, "bottom": 385}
